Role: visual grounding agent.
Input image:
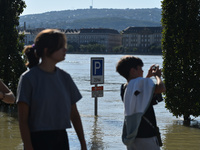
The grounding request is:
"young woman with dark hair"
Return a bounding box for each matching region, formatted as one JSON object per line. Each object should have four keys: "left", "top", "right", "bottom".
{"left": 17, "top": 29, "right": 87, "bottom": 150}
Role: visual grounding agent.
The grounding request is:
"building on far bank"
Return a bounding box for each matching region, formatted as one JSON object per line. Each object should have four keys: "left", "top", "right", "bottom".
{"left": 21, "top": 27, "right": 162, "bottom": 54}
{"left": 19, "top": 28, "right": 45, "bottom": 45}
{"left": 121, "top": 26, "right": 162, "bottom": 53}
{"left": 65, "top": 29, "right": 80, "bottom": 44}
{"left": 65, "top": 28, "right": 122, "bottom": 52}
{"left": 19, "top": 31, "right": 35, "bottom": 45}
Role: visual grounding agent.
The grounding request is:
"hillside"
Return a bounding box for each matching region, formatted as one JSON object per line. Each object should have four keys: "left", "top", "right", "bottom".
{"left": 19, "top": 8, "right": 162, "bottom": 31}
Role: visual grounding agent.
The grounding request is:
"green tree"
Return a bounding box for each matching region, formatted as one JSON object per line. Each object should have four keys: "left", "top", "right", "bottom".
{"left": 149, "top": 44, "right": 162, "bottom": 54}
{"left": 67, "top": 42, "right": 80, "bottom": 52}
{"left": 162, "top": 0, "right": 200, "bottom": 121}
{"left": 0, "top": 0, "right": 27, "bottom": 106}
{"left": 67, "top": 44, "right": 74, "bottom": 53}
{"left": 80, "top": 44, "right": 106, "bottom": 53}
{"left": 112, "top": 46, "right": 123, "bottom": 53}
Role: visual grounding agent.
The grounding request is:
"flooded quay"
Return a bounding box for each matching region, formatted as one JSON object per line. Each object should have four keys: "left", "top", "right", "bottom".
{"left": 0, "top": 54, "right": 200, "bottom": 150}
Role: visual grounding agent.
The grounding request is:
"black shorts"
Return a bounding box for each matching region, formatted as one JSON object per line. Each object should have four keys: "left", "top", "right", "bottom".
{"left": 27, "top": 130, "right": 69, "bottom": 150}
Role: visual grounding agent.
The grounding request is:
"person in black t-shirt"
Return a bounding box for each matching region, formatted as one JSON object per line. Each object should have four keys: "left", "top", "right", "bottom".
{"left": 116, "top": 55, "right": 166, "bottom": 150}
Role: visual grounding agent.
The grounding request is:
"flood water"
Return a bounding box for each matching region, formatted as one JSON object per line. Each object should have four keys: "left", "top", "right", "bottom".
{"left": 0, "top": 54, "right": 200, "bottom": 150}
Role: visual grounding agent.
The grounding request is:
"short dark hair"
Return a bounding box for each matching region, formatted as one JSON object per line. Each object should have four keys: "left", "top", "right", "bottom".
{"left": 116, "top": 55, "right": 143, "bottom": 80}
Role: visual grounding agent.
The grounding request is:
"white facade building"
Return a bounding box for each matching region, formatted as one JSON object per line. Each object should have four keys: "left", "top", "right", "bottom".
{"left": 65, "top": 28, "right": 122, "bottom": 52}
{"left": 122, "top": 27, "right": 162, "bottom": 52}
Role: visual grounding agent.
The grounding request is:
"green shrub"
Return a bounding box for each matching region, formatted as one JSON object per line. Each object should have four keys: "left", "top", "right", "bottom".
{"left": 162, "top": 0, "right": 200, "bottom": 121}
{"left": 0, "top": 0, "right": 27, "bottom": 106}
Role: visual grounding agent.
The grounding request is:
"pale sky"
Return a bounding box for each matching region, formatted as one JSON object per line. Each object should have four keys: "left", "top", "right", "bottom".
{"left": 21, "top": 0, "right": 162, "bottom": 16}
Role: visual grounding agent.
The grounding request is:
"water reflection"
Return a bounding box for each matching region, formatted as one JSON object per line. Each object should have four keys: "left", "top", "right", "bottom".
{"left": 0, "top": 106, "right": 22, "bottom": 150}
{"left": 89, "top": 117, "right": 104, "bottom": 150}
{"left": 162, "top": 120, "right": 200, "bottom": 150}
{"left": 0, "top": 105, "right": 18, "bottom": 118}
{"left": 182, "top": 120, "right": 200, "bottom": 129}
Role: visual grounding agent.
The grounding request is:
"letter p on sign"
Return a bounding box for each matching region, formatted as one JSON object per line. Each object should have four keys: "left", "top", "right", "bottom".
{"left": 91, "top": 57, "right": 104, "bottom": 84}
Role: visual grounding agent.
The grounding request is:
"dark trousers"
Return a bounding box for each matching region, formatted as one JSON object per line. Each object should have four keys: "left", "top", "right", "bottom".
{"left": 25, "top": 130, "right": 69, "bottom": 150}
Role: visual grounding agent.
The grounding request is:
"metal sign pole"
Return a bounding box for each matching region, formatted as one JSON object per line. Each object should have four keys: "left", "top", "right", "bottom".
{"left": 94, "top": 84, "right": 98, "bottom": 116}
{"left": 90, "top": 57, "right": 104, "bottom": 117}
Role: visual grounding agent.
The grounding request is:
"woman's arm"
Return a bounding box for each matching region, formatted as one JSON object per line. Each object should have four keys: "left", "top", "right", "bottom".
{"left": 0, "top": 80, "right": 15, "bottom": 104}
{"left": 18, "top": 102, "right": 34, "bottom": 150}
{"left": 70, "top": 104, "right": 87, "bottom": 150}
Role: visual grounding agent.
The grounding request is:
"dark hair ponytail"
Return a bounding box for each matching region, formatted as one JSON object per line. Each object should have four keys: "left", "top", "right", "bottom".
{"left": 23, "top": 29, "right": 66, "bottom": 69}
{"left": 23, "top": 45, "right": 39, "bottom": 69}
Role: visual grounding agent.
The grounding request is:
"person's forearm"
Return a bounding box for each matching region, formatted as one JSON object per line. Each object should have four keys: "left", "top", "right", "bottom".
{"left": 0, "top": 80, "right": 15, "bottom": 104}
{"left": 18, "top": 102, "right": 34, "bottom": 150}
{"left": 154, "top": 76, "right": 166, "bottom": 93}
{"left": 71, "top": 105, "right": 87, "bottom": 150}
{"left": 71, "top": 113, "right": 87, "bottom": 148}
{"left": 0, "top": 91, "right": 15, "bottom": 104}
{"left": 19, "top": 121, "right": 34, "bottom": 150}
{"left": 146, "top": 74, "right": 151, "bottom": 78}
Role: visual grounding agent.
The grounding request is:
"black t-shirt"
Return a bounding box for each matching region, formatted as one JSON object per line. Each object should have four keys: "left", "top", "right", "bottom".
{"left": 120, "top": 83, "right": 162, "bottom": 138}
{"left": 137, "top": 101, "right": 157, "bottom": 137}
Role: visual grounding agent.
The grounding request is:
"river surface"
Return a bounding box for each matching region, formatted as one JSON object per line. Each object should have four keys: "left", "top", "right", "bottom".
{"left": 0, "top": 54, "right": 200, "bottom": 150}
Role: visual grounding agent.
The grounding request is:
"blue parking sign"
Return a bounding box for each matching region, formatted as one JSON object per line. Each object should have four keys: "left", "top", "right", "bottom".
{"left": 91, "top": 57, "right": 104, "bottom": 84}
{"left": 92, "top": 60, "right": 103, "bottom": 76}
